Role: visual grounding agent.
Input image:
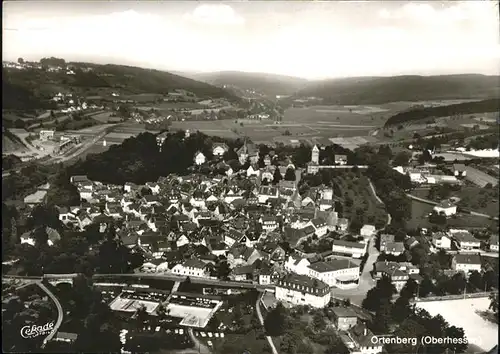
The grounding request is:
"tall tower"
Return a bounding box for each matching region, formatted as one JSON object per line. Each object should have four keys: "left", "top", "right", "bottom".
{"left": 311, "top": 145, "right": 319, "bottom": 164}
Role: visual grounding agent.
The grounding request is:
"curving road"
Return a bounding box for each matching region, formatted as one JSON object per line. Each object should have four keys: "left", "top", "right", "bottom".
{"left": 37, "top": 282, "right": 63, "bottom": 348}
{"left": 368, "top": 178, "right": 391, "bottom": 226}
{"left": 256, "top": 293, "right": 279, "bottom": 354}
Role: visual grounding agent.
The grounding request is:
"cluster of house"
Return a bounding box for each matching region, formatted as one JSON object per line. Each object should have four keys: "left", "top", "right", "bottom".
{"left": 393, "top": 164, "right": 460, "bottom": 185}
{"left": 50, "top": 92, "right": 100, "bottom": 113}
{"left": 37, "top": 155, "right": 378, "bottom": 308}
{"left": 375, "top": 229, "right": 498, "bottom": 293}
{"left": 3, "top": 61, "right": 43, "bottom": 70}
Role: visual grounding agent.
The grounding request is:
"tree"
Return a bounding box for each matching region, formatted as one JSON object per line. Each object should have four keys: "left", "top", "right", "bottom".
{"left": 264, "top": 302, "right": 289, "bottom": 336}
{"left": 216, "top": 261, "right": 231, "bottom": 280}
{"left": 272, "top": 167, "right": 282, "bottom": 184}
{"left": 372, "top": 299, "right": 392, "bottom": 333}
{"left": 135, "top": 305, "right": 148, "bottom": 330}
{"left": 284, "top": 168, "right": 296, "bottom": 181}
{"left": 445, "top": 325, "right": 468, "bottom": 353}
{"left": 17, "top": 57, "right": 24, "bottom": 64}
{"left": 467, "top": 270, "right": 484, "bottom": 291}
{"left": 392, "top": 151, "right": 411, "bottom": 167}
{"left": 489, "top": 292, "right": 498, "bottom": 318}
{"left": 400, "top": 278, "right": 418, "bottom": 299}
{"left": 392, "top": 296, "right": 412, "bottom": 323}
{"left": 312, "top": 311, "right": 326, "bottom": 331}
{"left": 362, "top": 275, "right": 396, "bottom": 311}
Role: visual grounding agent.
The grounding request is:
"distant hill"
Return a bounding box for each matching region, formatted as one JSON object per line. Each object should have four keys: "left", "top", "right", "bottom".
{"left": 295, "top": 74, "right": 500, "bottom": 105}
{"left": 2, "top": 62, "right": 239, "bottom": 110}
{"left": 384, "top": 98, "right": 500, "bottom": 127}
{"left": 191, "top": 71, "right": 309, "bottom": 97}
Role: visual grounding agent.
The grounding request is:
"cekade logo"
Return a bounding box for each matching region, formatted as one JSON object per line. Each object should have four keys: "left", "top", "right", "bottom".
{"left": 20, "top": 322, "right": 55, "bottom": 339}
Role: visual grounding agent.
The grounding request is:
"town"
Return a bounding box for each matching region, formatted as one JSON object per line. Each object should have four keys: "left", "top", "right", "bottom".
{"left": 3, "top": 1, "right": 499, "bottom": 353}
{"left": 3, "top": 131, "right": 499, "bottom": 354}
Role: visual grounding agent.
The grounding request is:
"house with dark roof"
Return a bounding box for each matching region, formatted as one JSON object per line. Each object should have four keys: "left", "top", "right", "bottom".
{"left": 384, "top": 242, "right": 405, "bottom": 256}
{"left": 309, "top": 217, "right": 328, "bottom": 237}
{"left": 230, "top": 264, "right": 255, "bottom": 282}
{"left": 452, "top": 253, "right": 482, "bottom": 274}
{"left": 453, "top": 164, "right": 467, "bottom": 177}
{"left": 331, "top": 306, "right": 359, "bottom": 331}
{"left": 433, "top": 199, "right": 457, "bottom": 216}
{"left": 275, "top": 274, "right": 331, "bottom": 308}
{"left": 171, "top": 258, "right": 210, "bottom": 278}
{"left": 227, "top": 245, "right": 261, "bottom": 267}
{"left": 339, "top": 323, "right": 383, "bottom": 354}
{"left": 373, "top": 261, "right": 421, "bottom": 292}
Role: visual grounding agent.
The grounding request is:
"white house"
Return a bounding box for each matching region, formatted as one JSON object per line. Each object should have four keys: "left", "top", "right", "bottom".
{"left": 360, "top": 225, "right": 376, "bottom": 238}
{"left": 194, "top": 151, "right": 206, "bottom": 165}
{"left": 260, "top": 215, "right": 279, "bottom": 232}
{"left": 213, "top": 143, "right": 229, "bottom": 157}
{"left": 275, "top": 274, "right": 331, "bottom": 308}
{"left": 433, "top": 200, "right": 457, "bottom": 216}
{"left": 171, "top": 259, "right": 210, "bottom": 278}
{"left": 489, "top": 235, "right": 499, "bottom": 252}
{"left": 334, "top": 155, "right": 348, "bottom": 165}
{"left": 431, "top": 232, "right": 452, "bottom": 250}
{"left": 309, "top": 218, "right": 328, "bottom": 237}
{"left": 452, "top": 253, "right": 482, "bottom": 274}
{"left": 247, "top": 165, "right": 260, "bottom": 178}
{"left": 340, "top": 324, "right": 383, "bottom": 354}
{"left": 450, "top": 230, "right": 481, "bottom": 250}
{"left": 307, "top": 259, "right": 360, "bottom": 289}
{"left": 142, "top": 259, "right": 169, "bottom": 273}
{"left": 331, "top": 240, "right": 367, "bottom": 258}
{"left": 284, "top": 255, "right": 311, "bottom": 275}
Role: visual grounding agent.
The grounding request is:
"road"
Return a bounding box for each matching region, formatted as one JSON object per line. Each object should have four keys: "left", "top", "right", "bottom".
{"left": 331, "top": 178, "right": 385, "bottom": 306}
{"left": 406, "top": 194, "right": 498, "bottom": 220}
{"left": 368, "top": 178, "right": 391, "bottom": 226}
{"left": 331, "top": 237, "right": 379, "bottom": 306}
{"left": 256, "top": 293, "right": 279, "bottom": 354}
{"left": 37, "top": 282, "right": 63, "bottom": 348}
{"left": 187, "top": 328, "right": 211, "bottom": 354}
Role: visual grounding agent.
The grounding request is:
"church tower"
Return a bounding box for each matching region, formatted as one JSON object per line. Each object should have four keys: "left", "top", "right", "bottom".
{"left": 311, "top": 145, "right": 319, "bottom": 164}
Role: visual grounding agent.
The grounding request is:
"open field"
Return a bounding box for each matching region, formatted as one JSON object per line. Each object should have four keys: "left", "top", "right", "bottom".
{"left": 136, "top": 102, "right": 206, "bottom": 110}
{"left": 465, "top": 166, "right": 499, "bottom": 187}
{"left": 415, "top": 298, "right": 498, "bottom": 353}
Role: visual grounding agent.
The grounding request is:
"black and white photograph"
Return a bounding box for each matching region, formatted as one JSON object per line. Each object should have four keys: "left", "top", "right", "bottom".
{"left": 2, "top": 1, "right": 499, "bottom": 353}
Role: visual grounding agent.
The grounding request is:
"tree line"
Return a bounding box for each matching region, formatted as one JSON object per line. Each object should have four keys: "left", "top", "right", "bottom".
{"left": 384, "top": 99, "right": 500, "bottom": 128}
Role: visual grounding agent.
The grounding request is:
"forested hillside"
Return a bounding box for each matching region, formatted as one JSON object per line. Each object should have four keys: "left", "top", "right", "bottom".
{"left": 384, "top": 98, "right": 500, "bottom": 127}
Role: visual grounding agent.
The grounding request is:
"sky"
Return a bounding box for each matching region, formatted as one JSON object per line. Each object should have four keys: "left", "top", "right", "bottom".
{"left": 3, "top": 1, "right": 500, "bottom": 79}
